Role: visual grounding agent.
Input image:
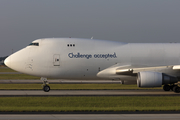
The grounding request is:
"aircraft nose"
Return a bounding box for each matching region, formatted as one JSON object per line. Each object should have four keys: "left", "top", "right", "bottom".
{"left": 4, "top": 48, "right": 30, "bottom": 73}
{"left": 4, "top": 56, "right": 11, "bottom": 68}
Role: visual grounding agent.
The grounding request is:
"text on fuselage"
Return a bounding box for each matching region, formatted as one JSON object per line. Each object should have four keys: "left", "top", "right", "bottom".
{"left": 68, "top": 52, "right": 117, "bottom": 59}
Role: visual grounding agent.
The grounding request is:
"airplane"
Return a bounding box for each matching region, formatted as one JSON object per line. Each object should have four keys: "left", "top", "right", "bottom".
{"left": 4, "top": 38, "right": 180, "bottom": 93}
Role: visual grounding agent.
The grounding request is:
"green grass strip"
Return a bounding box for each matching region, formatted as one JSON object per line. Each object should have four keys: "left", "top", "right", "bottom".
{"left": 0, "top": 74, "right": 40, "bottom": 80}
{"left": 0, "top": 84, "right": 162, "bottom": 90}
{"left": 0, "top": 67, "right": 16, "bottom": 72}
{"left": 0, "top": 96, "right": 180, "bottom": 112}
{"left": 0, "top": 67, "right": 40, "bottom": 79}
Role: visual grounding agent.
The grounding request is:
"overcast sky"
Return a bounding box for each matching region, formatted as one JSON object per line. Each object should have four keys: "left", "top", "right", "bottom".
{"left": 1, "top": 0, "right": 180, "bottom": 56}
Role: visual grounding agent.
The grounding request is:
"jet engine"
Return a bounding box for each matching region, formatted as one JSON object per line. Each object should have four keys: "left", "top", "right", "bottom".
{"left": 137, "top": 71, "right": 178, "bottom": 87}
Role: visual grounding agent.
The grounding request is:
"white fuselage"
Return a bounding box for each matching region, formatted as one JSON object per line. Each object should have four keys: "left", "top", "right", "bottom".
{"left": 4, "top": 38, "right": 180, "bottom": 81}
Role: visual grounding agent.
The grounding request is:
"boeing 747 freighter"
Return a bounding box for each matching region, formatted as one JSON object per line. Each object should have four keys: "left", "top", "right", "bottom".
{"left": 4, "top": 38, "right": 180, "bottom": 93}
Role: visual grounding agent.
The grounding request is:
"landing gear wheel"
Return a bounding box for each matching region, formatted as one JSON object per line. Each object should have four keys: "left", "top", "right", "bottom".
{"left": 173, "top": 86, "right": 180, "bottom": 93}
{"left": 41, "top": 77, "right": 50, "bottom": 92}
{"left": 43, "top": 85, "right": 50, "bottom": 92}
{"left": 170, "top": 85, "right": 175, "bottom": 91}
{"left": 163, "top": 85, "right": 170, "bottom": 91}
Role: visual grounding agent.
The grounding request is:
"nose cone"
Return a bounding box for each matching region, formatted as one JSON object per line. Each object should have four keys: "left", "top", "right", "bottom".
{"left": 4, "top": 48, "right": 29, "bottom": 73}
{"left": 4, "top": 56, "right": 11, "bottom": 68}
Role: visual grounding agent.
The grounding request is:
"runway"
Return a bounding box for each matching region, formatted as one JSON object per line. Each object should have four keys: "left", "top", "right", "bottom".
{"left": 0, "top": 114, "right": 180, "bottom": 120}
{"left": 0, "top": 79, "right": 122, "bottom": 84}
{"left": 0, "top": 89, "right": 178, "bottom": 96}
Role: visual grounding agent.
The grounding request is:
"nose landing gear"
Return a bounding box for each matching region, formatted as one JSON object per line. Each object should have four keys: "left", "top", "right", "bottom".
{"left": 41, "top": 77, "right": 50, "bottom": 92}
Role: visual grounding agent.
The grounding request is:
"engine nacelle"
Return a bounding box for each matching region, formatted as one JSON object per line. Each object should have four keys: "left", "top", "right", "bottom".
{"left": 137, "top": 71, "right": 178, "bottom": 87}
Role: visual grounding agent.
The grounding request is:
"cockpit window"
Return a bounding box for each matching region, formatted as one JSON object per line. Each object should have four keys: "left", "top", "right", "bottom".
{"left": 29, "top": 42, "right": 39, "bottom": 46}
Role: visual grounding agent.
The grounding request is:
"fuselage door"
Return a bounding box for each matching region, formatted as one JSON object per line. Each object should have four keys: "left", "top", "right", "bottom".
{"left": 53, "top": 54, "right": 60, "bottom": 66}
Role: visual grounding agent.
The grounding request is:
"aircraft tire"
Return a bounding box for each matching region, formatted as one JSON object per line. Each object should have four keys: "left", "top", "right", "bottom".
{"left": 43, "top": 85, "right": 50, "bottom": 92}
{"left": 173, "top": 86, "right": 180, "bottom": 93}
{"left": 170, "top": 85, "right": 175, "bottom": 91}
{"left": 163, "top": 85, "right": 170, "bottom": 91}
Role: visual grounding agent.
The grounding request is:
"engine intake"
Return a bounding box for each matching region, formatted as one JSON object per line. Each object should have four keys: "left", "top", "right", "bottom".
{"left": 137, "top": 71, "right": 178, "bottom": 87}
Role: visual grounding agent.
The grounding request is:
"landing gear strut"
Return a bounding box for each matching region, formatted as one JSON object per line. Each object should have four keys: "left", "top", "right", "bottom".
{"left": 41, "top": 77, "right": 50, "bottom": 92}
{"left": 163, "top": 84, "right": 180, "bottom": 93}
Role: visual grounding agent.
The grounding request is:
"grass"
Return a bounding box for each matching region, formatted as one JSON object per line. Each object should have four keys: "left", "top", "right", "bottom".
{"left": 0, "top": 74, "right": 40, "bottom": 80}
{"left": 0, "top": 67, "right": 40, "bottom": 79}
{"left": 0, "top": 67, "right": 16, "bottom": 72}
{"left": 0, "top": 84, "right": 162, "bottom": 90}
{"left": 0, "top": 96, "right": 180, "bottom": 112}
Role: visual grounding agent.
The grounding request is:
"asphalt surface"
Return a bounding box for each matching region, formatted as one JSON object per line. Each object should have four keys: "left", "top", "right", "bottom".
{"left": 0, "top": 114, "right": 180, "bottom": 120}
{"left": 0, "top": 90, "right": 178, "bottom": 96}
{"left": 0, "top": 79, "right": 122, "bottom": 84}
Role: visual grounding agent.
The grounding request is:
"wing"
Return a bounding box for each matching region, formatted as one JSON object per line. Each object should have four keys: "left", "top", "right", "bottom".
{"left": 97, "top": 63, "right": 180, "bottom": 81}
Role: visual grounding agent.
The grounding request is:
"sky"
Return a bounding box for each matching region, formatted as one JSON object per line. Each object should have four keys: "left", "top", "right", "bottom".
{"left": 1, "top": 0, "right": 180, "bottom": 56}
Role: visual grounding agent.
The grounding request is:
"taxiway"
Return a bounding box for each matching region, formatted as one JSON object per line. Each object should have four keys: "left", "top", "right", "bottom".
{"left": 0, "top": 114, "right": 180, "bottom": 120}
{"left": 0, "top": 79, "right": 122, "bottom": 84}
{"left": 0, "top": 90, "right": 178, "bottom": 96}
